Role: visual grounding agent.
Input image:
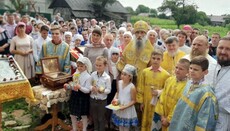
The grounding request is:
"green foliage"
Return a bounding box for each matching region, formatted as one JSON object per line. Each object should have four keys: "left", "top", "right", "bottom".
{"left": 223, "top": 15, "right": 230, "bottom": 25}
{"left": 158, "top": 13, "right": 170, "bottom": 19}
{"left": 2, "top": 98, "right": 40, "bottom": 131}
{"left": 226, "top": 23, "right": 230, "bottom": 30}
{"left": 157, "top": 0, "right": 211, "bottom": 28}
{"left": 3, "top": 0, "right": 28, "bottom": 13}
{"left": 131, "top": 16, "right": 229, "bottom": 37}
{"left": 125, "top": 6, "right": 135, "bottom": 15}
{"left": 196, "top": 11, "right": 211, "bottom": 26}
{"left": 158, "top": 0, "right": 197, "bottom": 27}
{"left": 135, "top": 4, "right": 158, "bottom": 17}
{"left": 136, "top": 5, "right": 150, "bottom": 14}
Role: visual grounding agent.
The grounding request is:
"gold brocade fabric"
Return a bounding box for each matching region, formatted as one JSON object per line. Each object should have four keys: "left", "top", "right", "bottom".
{"left": 0, "top": 80, "right": 36, "bottom": 103}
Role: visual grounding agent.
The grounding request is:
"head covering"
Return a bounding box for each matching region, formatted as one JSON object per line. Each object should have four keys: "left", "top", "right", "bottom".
{"left": 17, "top": 22, "right": 26, "bottom": 27}
{"left": 74, "top": 34, "right": 83, "bottom": 42}
{"left": 183, "top": 25, "right": 192, "bottom": 30}
{"left": 83, "top": 18, "right": 88, "bottom": 22}
{"left": 147, "top": 30, "right": 158, "bottom": 38}
{"left": 64, "top": 31, "right": 72, "bottom": 37}
{"left": 123, "top": 31, "right": 133, "bottom": 39}
{"left": 133, "top": 20, "right": 148, "bottom": 33}
{"left": 110, "top": 47, "right": 120, "bottom": 55}
{"left": 92, "top": 28, "right": 102, "bottom": 36}
{"left": 118, "top": 27, "right": 126, "bottom": 33}
{"left": 91, "top": 19, "right": 97, "bottom": 23}
{"left": 77, "top": 57, "right": 92, "bottom": 73}
{"left": 122, "top": 64, "right": 137, "bottom": 77}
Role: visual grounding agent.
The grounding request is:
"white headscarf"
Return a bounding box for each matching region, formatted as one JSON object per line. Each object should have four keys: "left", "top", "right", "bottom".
{"left": 73, "top": 34, "right": 83, "bottom": 42}
{"left": 122, "top": 64, "right": 137, "bottom": 77}
{"left": 77, "top": 57, "right": 92, "bottom": 73}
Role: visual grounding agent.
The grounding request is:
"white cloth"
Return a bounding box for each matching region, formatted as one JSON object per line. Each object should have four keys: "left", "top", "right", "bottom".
{"left": 179, "top": 44, "right": 191, "bottom": 54}
{"left": 107, "top": 46, "right": 119, "bottom": 59}
{"left": 110, "top": 61, "right": 119, "bottom": 80}
{"left": 183, "top": 54, "right": 217, "bottom": 85}
{"left": 90, "top": 71, "right": 111, "bottom": 100}
{"left": 212, "top": 65, "right": 230, "bottom": 131}
{"left": 32, "top": 85, "right": 70, "bottom": 113}
{"left": 33, "top": 36, "right": 51, "bottom": 62}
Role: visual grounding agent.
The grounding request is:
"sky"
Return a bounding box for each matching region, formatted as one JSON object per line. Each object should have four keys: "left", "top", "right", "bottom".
{"left": 118, "top": 0, "right": 230, "bottom": 16}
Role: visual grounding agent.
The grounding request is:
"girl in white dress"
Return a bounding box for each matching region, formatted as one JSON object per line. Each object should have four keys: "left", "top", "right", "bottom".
{"left": 111, "top": 64, "right": 138, "bottom": 131}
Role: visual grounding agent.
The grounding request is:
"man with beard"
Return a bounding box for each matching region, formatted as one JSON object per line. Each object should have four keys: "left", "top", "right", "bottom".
{"left": 117, "top": 20, "right": 154, "bottom": 130}
{"left": 213, "top": 36, "right": 230, "bottom": 131}
{"left": 183, "top": 35, "right": 217, "bottom": 84}
{"left": 161, "top": 36, "right": 186, "bottom": 74}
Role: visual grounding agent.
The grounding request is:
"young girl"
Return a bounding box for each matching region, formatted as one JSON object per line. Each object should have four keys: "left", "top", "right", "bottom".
{"left": 90, "top": 56, "right": 111, "bottom": 131}
{"left": 64, "top": 56, "right": 92, "bottom": 131}
{"left": 111, "top": 64, "right": 138, "bottom": 131}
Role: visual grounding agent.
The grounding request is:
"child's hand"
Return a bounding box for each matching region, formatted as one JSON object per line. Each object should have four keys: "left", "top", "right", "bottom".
{"left": 152, "top": 89, "right": 158, "bottom": 96}
{"left": 91, "top": 86, "right": 98, "bottom": 93}
{"left": 111, "top": 99, "right": 119, "bottom": 106}
{"left": 140, "top": 104, "right": 144, "bottom": 112}
{"left": 63, "top": 83, "right": 69, "bottom": 90}
{"left": 119, "top": 105, "right": 126, "bottom": 110}
{"left": 73, "top": 84, "right": 81, "bottom": 91}
{"left": 161, "top": 116, "right": 170, "bottom": 127}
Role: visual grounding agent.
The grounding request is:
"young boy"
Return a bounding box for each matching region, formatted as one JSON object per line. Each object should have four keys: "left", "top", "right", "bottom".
{"left": 155, "top": 58, "right": 190, "bottom": 131}
{"left": 140, "top": 50, "right": 170, "bottom": 131}
{"left": 169, "top": 56, "right": 218, "bottom": 131}
{"left": 90, "top": 56, "right": 111, "bottom": 131}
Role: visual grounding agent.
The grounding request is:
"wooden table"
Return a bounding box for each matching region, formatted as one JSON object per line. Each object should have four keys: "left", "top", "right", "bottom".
{"left": 34, "top": 104, "right": 71, "bottom": 131}
{"left": 32, "top": 85, "right": 71, "bottom": 131}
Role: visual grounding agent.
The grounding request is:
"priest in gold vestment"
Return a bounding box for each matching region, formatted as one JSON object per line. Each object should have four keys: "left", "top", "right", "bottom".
{"left": 160, "top": 36, "right": 186, "bottom": 75}
{"left": 117, "top": 20, "right": 154, "bottom": 129}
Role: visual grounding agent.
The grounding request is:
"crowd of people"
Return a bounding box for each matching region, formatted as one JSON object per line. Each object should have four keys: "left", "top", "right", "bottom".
{"left": 1, "top": 11, "right": 230, "bottom": 131}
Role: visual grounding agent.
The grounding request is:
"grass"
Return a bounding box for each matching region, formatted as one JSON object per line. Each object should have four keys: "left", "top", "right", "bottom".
{"left": 131, "top": 16, "right": 229, "bottom": 37}
{"left": 2, "top": 98, "right": 40, "bottom": 131}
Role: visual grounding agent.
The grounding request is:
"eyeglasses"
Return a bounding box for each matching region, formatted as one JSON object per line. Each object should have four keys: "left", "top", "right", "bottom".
{"left": 83, "top": 29, "right": 88, "bottom": 31}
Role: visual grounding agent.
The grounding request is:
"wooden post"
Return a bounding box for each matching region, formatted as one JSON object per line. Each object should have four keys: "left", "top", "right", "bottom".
{"left": 0, "top": 103, "right": 2, "bottom": 131}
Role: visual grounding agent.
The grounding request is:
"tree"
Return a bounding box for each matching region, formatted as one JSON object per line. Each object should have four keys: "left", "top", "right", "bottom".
{"left": 4, "top": 0, "right": 28, "bottom": 13}
{"left": 158, "top": 13, "right": 170, "bottom": 19}
{"left": 223, "top": 15, "right": 230, "bottom": 26}
{"left": 196, "top": 11, "right": 211, "bottom": 26}
{"left": 136, "top": 5, "right": 150, "bottom": 14}
{"left": 28, "top": 0, "right": 37, "bottom": 13}
{"left": 158, "top": 0, "right": 198, "bottom": 28}
{"left": 125, "top": 6, "right": 135, "bottom": 15}
{"left": 149, "top": 9, "right": 158, "bottom": 17}
{"left": 91, "top": 0, "right": 117, "bottom": 18}
{"left": 3, "top": 0, "right": 38, "bottom": 13}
